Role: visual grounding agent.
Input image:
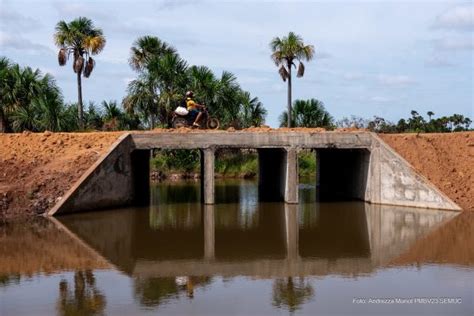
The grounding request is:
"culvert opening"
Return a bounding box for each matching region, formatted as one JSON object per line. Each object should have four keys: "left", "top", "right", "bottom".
{"left": 315, "top": 148, "right": 370, "bottom": 202}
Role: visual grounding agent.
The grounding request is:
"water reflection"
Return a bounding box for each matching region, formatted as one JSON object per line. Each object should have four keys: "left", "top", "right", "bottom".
{"left": 57, "top": 270, "right": 106, "bottom": 316}
{"left": 0, "top": 180, "right": 466, "bottom": 314}
{"left": 272, "top": 277, "right": 314, "bottom": 313}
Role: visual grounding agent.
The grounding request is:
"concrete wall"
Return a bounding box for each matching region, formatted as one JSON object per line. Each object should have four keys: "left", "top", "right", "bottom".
{"left": 48, "top": 134, "right": 150, "bottom": 215}
{"left": 366, "top": 135, "right": 461, "bottom": 210}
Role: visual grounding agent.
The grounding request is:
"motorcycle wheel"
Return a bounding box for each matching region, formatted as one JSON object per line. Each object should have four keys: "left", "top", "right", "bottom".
{"left": 207, "top": 117, "right": 220, "bottom": 130}
{"left": 173, "top": 117, "right": 188, "bottom": 128}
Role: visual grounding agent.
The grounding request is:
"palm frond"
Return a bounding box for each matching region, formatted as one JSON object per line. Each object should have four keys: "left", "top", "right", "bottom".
{"left": 279, "top": 65, "right": 288, "bottom": 81}
{"left": 297, "top": 62, "right": 304, "bottom": 78}
{"left": 58, "top": 48, "right": 67, "bottom": 66}
{"left": 83, "top": 57, "right": 95, "bottom": 78}
{"left": 74, "top": 56, "right": 84, "bottom": 74}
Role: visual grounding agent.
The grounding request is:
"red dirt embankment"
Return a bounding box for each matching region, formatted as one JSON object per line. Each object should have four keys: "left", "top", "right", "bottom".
{"left": 0, "top": 132, "right": 122, "bottom": 220}
{"left": 380, "top": 132, "right": 474, "bottom": 211}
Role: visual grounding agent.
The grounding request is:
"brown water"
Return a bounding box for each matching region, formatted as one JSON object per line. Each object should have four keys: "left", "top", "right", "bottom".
{"left": 0, "top": 180, "right": 472, "bottom": 315}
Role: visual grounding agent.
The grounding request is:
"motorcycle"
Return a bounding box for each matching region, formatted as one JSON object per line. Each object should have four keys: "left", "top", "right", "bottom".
{"left": 172, "top": 105, "right": 220, "bottom": 129}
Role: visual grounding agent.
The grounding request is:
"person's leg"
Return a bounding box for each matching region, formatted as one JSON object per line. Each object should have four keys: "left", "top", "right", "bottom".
{"left": 194, "top": 112, "right": 203, "bottom": 126}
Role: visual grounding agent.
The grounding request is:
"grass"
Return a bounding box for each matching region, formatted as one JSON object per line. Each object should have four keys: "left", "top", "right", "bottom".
{"left": 150, "top": 149, "right": 316, "bottom": 178}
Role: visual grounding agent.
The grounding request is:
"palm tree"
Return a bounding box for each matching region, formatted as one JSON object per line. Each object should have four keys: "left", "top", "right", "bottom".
{"left": 129, "top": 36, "right": 177, "bottom": 72}
{"left": 240, "top": 91, "right": 267, "bottom": 127}
{"left": 0, "top": 57, "right": 14, "bottom": 132}
{"left": 270, "top": 32, "right": 315, "bottom": 128}
{"left": 147, "top": 52, "right": 188, "bottom": 126}
{"left": 427, "top": 111, "right": 434, "bottom": 121}
{"left": 279, "top": 99, "right": 333, "bottom": 128}
{"left": 123, "top": 77, "right": 158, "bottom": 128}
{"left": 54, "top": 17, "right": 106, "bottom": 129}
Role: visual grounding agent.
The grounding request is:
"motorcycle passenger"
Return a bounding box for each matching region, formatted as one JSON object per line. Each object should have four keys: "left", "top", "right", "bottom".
{"left": 185, "top": 91, "right": 204, "bottom": 128}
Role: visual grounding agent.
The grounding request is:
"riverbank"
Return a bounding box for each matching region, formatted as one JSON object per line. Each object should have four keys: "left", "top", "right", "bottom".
{"left": 0, "top": 130, "right": 472, "bottom": 220}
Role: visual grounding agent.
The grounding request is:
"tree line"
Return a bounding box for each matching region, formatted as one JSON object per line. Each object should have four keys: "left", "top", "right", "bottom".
{"left": 337, "top": 111, "right": 472, "bottom": 133}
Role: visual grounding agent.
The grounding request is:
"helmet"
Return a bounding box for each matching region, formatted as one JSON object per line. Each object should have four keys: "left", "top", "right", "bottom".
{"left": 186, "top": 91, "right": 194, "bottom": 98}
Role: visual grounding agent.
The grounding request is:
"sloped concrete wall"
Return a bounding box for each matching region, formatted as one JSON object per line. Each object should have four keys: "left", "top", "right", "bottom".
{"left": 367, "top": 134, "right": 461, "bottom": 210}
{"left": 48, "top": 134, "right": 150, "bottom": 215}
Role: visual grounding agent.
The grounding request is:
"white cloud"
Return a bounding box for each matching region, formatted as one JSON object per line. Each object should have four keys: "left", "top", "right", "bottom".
{"left": 0, "top": 9, "right": 41, "bottom": 31}
{"left": 0, "top": 32, "right": 53, "bottom": 55}
{"left": 433, "top": 37, "right": 474, "bottom": 51}
{"left": 370, "top": 96, "right": 392, "bottom": 103}
{"left": 343, "top": 72, "right": 365, "bottom": 81}
{"left": 425, "top": 56, "right": 455, "bottom": 68}
{"left": 315, "top": 50, "right": 332, "bottom": 59}
{"left": 433, "top": 5, "right": 474, "bottom": 31}
{"left": 376, "top": 74, "right": 416, "bottom": 87}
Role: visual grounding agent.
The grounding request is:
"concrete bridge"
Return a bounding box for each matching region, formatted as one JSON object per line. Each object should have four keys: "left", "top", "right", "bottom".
{"left": 48, "top": 131, "right": 461, "bottom": 216}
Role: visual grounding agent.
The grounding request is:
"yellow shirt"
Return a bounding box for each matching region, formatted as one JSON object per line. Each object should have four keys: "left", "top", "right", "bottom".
{"left": 186, "top": 98, "right": 196, "bottom": 111}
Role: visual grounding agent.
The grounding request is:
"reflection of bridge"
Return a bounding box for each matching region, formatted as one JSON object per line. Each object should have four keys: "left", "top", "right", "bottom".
{"left": 48, "top": 131, "right": 461, "bottom": 215}
{"left": 57, "top": 202, "right": 456, "bottom": 278}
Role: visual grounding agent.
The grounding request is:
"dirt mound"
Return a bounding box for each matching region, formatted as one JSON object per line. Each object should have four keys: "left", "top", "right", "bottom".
{"left": 380, "top": 132, "right": 474, "bottom": 211}
{"left": 0, "top": 131, "right": 122, "bottom": 220}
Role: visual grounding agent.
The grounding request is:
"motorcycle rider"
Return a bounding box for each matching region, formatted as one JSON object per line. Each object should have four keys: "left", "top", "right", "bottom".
{"left": 185, "top": 91, "right": 204, "bottom": 128}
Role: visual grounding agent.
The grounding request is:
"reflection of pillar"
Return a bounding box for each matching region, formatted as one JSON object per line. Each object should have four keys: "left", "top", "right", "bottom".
{"left": 285, "top": 204, "right": 299, "bottom": 261}
{"left": 203, "top": 205, "right": 215, "bottom": 260}
{"left": 258, "top": 147, "right": 298, "bottom": 203}
{"left": 200, "top": 148, "right": 215, "bottom": 204}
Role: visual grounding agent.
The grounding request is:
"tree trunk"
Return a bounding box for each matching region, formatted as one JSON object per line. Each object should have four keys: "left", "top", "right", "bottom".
{"left": 0, "top": 109, "right": 10, "bottom": 133}
{"left": 77, "top": 70, "right": 84, "bottom": 129}
{"left": 287, "top": 60, "right": 292, "bottom": 128}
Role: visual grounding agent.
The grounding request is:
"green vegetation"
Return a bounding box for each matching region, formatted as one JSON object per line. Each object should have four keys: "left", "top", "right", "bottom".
{"left": 270, "top": 32, "right": 315, "bottom": 128}
{"left": 279, "top": 99, "right": 334, "bottom": 128}
{"left": 124, "top": 35, "right": 267, "bottom": 129}
{"left": 54, "top": 17, "right": 106, "bottom": 129}
{"left": 150, "top": 149, "right": 317, "bottom": 179}
{"left": 0, "top": 58, "right": 138, "bottom": 133}
{"left": 338, "top": 111, "right": 471, "bottom": 133}
{"left": 298, "top": 150, "right": 317, "bottom": 178}
{"left": 0, "top": 57, "right": 73, "bottom": 132}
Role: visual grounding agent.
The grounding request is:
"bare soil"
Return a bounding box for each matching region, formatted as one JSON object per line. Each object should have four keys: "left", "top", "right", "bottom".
{"left": 380, "top": 132, "right": 474, "bottom": 211}
{"left": 0, "top": 131, "right": 122, "bottom": 220}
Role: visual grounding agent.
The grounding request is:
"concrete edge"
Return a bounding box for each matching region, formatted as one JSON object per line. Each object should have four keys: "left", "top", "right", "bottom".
{"left": 370, "top": 133, "right": 462, "bottom": 211}
{"left": 47, "top": 133, "right": 132, "bottom": 216}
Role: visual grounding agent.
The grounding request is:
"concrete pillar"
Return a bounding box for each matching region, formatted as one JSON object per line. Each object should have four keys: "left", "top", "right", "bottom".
{"left": 284, "top": 204, "right": 299, "bottom": 261}
{"left": 258, "top": 147, "right": 298, "bottom": 203}
{"left": 284, "top": 148, "right": 299, "bottom": 204}
{"left": 200, "top": 148, "right": 215, "bottom": 204}
{"left": 131, "top": 150, "right": 151, "bottom": 205}
{"left": 203, "top": 205, "right": 215, "bottom": 260}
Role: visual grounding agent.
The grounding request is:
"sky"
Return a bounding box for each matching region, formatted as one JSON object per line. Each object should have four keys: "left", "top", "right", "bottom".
{"left": 0, "top": 0, "right": 472, "bottom": 127}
